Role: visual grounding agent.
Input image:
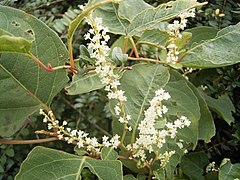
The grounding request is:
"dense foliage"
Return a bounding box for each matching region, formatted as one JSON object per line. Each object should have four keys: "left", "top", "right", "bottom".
{"left": 0, "top": 0, "right": 239, "bottom": 179}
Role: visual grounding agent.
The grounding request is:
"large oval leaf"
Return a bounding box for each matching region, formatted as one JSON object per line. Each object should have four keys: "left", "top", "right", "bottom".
{"left": 93, "top": 3, "right": 129, "bottom": 35}
{"left": 16, "top": 146, "right": 123, "bottom": 180}
{"left": 127, "top": 0, "right": 204, "bottom": 36}
{"left": 168, "top": 70, "right": 215, "bottom": 142}
{"left": 94, "top": 0, "right": 205, "bottom": 36}
{"left": 118, "top": 0, "right": 152, "bottom": 22}
{"left": 219, "top": 158, "right": 240, "bottom": 180}
{"left": 163, "top": 70, "right": 200, "bottom": 147}
{"left": 0, "top": 5, "right": 68, "bottom": 136}
{"left": 182, "top": 22, "right": 240, "bottom": 68}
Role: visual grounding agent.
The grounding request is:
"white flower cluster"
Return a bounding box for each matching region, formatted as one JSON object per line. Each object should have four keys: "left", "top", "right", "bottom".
{"left": 158, "top": 150, "right": 176, "bottom": 168}
{"left": 127, "top": 89, "right": 191, "bottom": 164}
{"left": 166, "top": 7, "right": 196, "bottom": 64}
{"left": 84, "top": 16, "right": 131, "bottom": 129}
{"left": 40, "top": 109, "right": 120, "bottom": 152}
{"left": 206, "top": 162, "right": 219, "bottom": 173}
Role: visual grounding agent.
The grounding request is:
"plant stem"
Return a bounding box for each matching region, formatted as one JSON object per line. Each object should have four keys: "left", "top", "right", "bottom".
{"left": 129, "top": 37, "right": 139, "bottom": 58}
{"left": 128, "top": 57, "right": 167, "bottom": 64}
{"left": 29, "top": 52, "right": 53, "bottom": 72}
{"left": 177, "top": 51, "right": 188, "bottom": 63}
{"left": 123, "top": 37, "right": 128, "bottom": 54}
{"left": 0, "top": 137, "right": 58, "bottom": 145}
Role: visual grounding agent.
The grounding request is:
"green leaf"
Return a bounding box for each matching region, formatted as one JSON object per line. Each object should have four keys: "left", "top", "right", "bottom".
{"left": 165, "top": 70, "right": 200, "bottom": 147}
{"left": 93, "top": 3, "right": 129, "bottom": 35}
{"left": 182, "top": 23, "right": 240, "bottom": 68}
{"left": 0, "top": 5, "right": 68, "bottom": 136}
{"left": 204, "top": 94, "right": 235, "bottom": 125}
{"left": 180, "top": 152, "right": 209, "bottom": 180}
{"left": 0, "top": 29, "right": 32, "bottom": 54}
{"left": 219, "top": 158, "right": 240, "bottom": 180}
{"left": 66, "top": 73, "right": 104, "bottom": 95}
{"left": 111, "top": 47, "right": 128, "bottom": 66}
{"left": 195, "top": 89, "right": 215, "bottom": 142}
{"left": 94, "top": 0, "right": 204, "bottom": 36}
{"left": 118, "top": 0, "right": 152, "bottom": 22}
{"left": 6, "top": 148, "right": 15, "bottom": 157}
{"left": 123, "top": 174, "right": 137, "bottom": 180}
{"left": 185, "top": 26, "right": 218, "bottom": 48}
{"left": 127, "top": 0, "right": 205, "bottom": 36}
{"left": 16, "top": 146, "right": 123, "bottom": 180}
{"left": 101, "top": 147, "right": 118, "bottom": 160}
{"left": 79, "top": 44, "right": 95, "bottom": 65}
{"left": 153, "top": 169, "right": 166, "bottom": 180}
{"left": 169, "top": 70, "right": 215, "bottom": 143}
{"left": 137, "top": 29, "right": 169, "bottom": 49}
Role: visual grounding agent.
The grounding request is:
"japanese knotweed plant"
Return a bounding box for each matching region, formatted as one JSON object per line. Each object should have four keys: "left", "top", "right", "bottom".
{"left": 0, "top": 0, "right": 240, "bottom": 179}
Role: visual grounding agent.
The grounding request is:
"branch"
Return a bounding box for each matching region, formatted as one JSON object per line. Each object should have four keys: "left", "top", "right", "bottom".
{"left": 129, "top": 37, "right": 139, "bottom": 58}
{"left": 0, "top": 137, "right": 58, "bottom": 145}
{"left": 128, "top": 57, "right": 167, "bottom": 64}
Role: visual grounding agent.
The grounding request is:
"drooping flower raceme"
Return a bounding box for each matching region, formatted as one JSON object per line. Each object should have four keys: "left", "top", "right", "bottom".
{"left": 39, "top": 109, "right": 120, "bottom": 152}
{"left": 84, "top": 16, "right": 131, "bottom": 130}
{"left": 127, "top": 88, "right": 191, "bottom": 166}
{"left": 166, "top": 7, "right": 196, "bottom": 64}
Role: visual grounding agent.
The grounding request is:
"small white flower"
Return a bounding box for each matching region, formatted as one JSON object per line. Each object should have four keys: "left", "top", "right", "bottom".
{"left": 111, "top": 80, "right": 120, "bottom": 89}
{"left": 127, "top": 126, "right": 132, "bottom": 131}
{"left": 181, "top": 116, "right": 191, "bottom": 127}
{"left": 79, "top": 5, "right": 84, "bottom": 11}
{"left": 110, "top": 134, "right": 120, "bottom": 148}
{"left": 84, "top": 33, "right": 91, "bottom": 40}
{"left": 58, "top": 134, "right": 64, "bottom": 140}
{"left": 126, "top": 115, "right": 132, "bottom": 121}
{"left": 114, "top": 105, "right": 121, "bottom": 116}
{"left": 48, "top": 123, "right": 53, "bottom": 130}
{"left": 119, "top": 117, "right": 124, "bottom": 123}
{"left": 62, "top": 120, "right": 67, "bottom": 126}
{"left": 77, "top": 140, "right": 84, "bottom": 148}
{"left": 39, "top": 109, "right": 44, "bottom": 115}
{"left": 102, "top": 135, "right": 111, "bottom": 147}
{"left": 107, "top": 91, "right": 117, "bottom": 99}
{"left": 43, "top": 117, "right": 48, "bottom": 123}
{"left": 102, "top": 135, "right": 109, "bottom": 142}
{"left": 174, "top": 119, "right": 184, "bottom": 129}
{"left": 71, "top": 130, "right": 78, "bottom": 136}
{"left": 176, "top": 142, "right": 183, "bottom": 149}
